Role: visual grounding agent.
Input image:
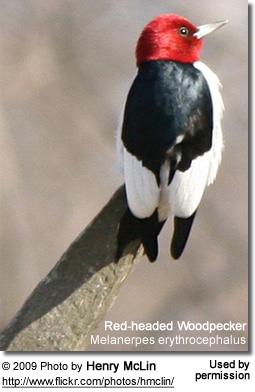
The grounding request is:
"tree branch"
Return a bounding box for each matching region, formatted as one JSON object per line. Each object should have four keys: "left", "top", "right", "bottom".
{"left": 0, "top": 186, "right": 141, "bottom": 351}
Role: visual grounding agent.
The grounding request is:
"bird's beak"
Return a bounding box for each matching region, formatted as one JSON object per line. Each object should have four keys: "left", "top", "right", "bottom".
{"left": 194, "top": 19, "right": 228, "bottom": 39}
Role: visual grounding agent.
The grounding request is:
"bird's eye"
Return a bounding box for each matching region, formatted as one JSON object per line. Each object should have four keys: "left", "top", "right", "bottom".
{"left": 179, "top": 27, "right": 190, "bottom": 37}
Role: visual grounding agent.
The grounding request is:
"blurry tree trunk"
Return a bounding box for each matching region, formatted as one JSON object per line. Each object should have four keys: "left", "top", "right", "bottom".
{"left": 0, "top": 186, "right": 141, "bottom": 351}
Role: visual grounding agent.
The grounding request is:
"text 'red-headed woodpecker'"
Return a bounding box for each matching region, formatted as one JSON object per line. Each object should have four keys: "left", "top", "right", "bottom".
{"left": 116, "top": 14, "right": 228, "bottom": 262}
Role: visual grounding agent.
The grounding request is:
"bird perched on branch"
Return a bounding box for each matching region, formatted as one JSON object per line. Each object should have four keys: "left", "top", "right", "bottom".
{"left": 116, "top": 14, "right": 227, "bottom": 262}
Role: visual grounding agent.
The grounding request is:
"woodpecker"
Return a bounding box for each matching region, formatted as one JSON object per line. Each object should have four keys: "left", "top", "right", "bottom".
{"left": 116, "top": 14, "right": 227, "bottom": 262}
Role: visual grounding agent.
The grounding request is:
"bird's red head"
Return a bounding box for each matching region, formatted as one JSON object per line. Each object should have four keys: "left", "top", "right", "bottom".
{"left": 136, "top": 14, "right": 203, "bottom": 65}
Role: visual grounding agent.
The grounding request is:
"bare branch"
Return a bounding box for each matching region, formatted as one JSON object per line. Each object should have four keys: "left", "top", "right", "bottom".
{"left": 0, "top": 186, "right": 141, "bottom": 351}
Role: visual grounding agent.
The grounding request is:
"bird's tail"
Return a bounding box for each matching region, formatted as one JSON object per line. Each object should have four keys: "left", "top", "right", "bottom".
{"left": 116, "top": 208, "right": 196, "bottom": 262}
{"left": 170, "top": 210, "right": 197, "bottom": 259}
{"left": 116, "top": 208, "right": 165, "bottom": 262}
{"left": 140, "top": 210, "right": 166, "bottom": 262}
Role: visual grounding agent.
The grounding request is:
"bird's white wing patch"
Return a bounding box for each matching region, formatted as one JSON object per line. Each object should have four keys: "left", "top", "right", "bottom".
{"left": 124, "top": 148, "right": 160, "bottom": 218}
{"left": 169, "top": 62, "right": 224, "bottom": 219}
{"left": 194, "top": 61, "right": 224, "bottom": 185}
{"left": 169, "top": 152, "right": 211, "bottom": 218}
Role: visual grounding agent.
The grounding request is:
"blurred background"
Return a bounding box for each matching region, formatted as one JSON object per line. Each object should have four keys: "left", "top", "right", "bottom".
{"left": 0, "top": 0, "right": 248, "bottom": 351}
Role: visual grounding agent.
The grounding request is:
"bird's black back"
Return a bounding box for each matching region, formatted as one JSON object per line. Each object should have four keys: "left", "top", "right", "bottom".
{"left": 122, "top": 60, "right": 213, "bottom": 181}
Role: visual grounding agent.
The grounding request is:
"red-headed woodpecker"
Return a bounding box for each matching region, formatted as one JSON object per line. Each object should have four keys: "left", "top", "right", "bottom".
{"left": 116, "top": 14, "right": 228, "bottom": 262}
